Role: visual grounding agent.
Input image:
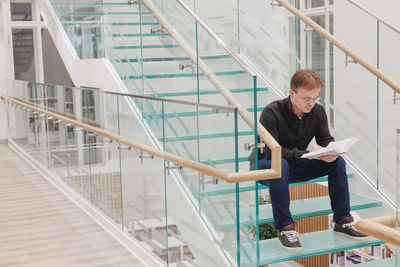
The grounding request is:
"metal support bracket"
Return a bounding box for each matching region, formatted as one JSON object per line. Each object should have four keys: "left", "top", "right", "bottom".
{"left": 270, "top": 0, "right": 282, "bottom": 8}
{"left": 179, "top": 61, "right": 196, "bottom": 73}
{"left": 304, "top": 27, "right": 315, "bottom": 33}
{"left": 139, "top": 151, "right": 154, "bottom": 164}
{"left": 200, "top": 174, "right": 218, "bottom": 190}
{"left": 127, "top": 0, "right": 140, "bottom": 5}
{"left": 344, "top": 55, "right": 357, "bottom": 67}
{"left": 102, "top": 137, "right": 113, "bottom": 143}
{"left": 244, "top": 142, "right": 266, "bottom": 154}
{"left": 165, "top": 161, "right": 182, "bottom": 175}
{"left": 150, "top": 27, "right": 166, "bottom": 36}
{"left": 118, "top": 144, "right": 132, "bottom": 150}
{"left": 394, "top": 92, "right": 400, "bottom": 105}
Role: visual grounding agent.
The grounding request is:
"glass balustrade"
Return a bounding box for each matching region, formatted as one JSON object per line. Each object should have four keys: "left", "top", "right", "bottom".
{"left": 190, "top": 0, "right": 400, "bottom": 212}
{"left": 3, "top": 79, "right": 257, "bottom": 266}
{"left": 47, "top": 1, "right": 288, "bottom": 264}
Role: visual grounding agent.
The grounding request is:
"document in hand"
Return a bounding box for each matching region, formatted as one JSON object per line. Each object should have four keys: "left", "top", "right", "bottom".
{"left": 300, "top": 137, "right": 359, "bottom": 159}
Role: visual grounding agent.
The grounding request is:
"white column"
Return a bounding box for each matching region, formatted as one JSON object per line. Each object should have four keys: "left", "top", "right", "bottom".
{"left": 33, "top": 0, "right": 44, "bottom": 83}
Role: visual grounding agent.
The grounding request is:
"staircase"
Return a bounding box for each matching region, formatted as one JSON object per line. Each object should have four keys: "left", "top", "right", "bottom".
{"left": 25, "top": 0, "right": 397, "bottom": 266}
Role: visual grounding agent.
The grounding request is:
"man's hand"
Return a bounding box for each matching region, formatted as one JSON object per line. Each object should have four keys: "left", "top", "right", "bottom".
{"left": 318, "top": 155, "right": 338, "bottom": 162}
{"left": 310, "top": 144, "right": 338, "bottom": 163}
{"left": 310, "top": 144, "right": 323, "bottom": 152}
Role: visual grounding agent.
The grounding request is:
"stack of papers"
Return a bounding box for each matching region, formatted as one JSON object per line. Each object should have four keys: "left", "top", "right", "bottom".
{"left": 300, "top": 137, "right": 359, "bottom": 159}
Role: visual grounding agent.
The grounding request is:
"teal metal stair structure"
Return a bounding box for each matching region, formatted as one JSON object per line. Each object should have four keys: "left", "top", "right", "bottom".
{"left": 39, "top": 0, "right": 393, "bottom": 266}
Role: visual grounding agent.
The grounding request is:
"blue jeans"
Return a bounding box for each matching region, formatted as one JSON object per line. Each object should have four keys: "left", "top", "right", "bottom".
{"left": 251, "top": 156, "right": 351, "bottom": 229}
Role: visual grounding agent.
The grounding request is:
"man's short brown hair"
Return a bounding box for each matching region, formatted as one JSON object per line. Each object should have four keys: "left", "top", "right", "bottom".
{"left": 290, "top": 69, "right": 323, "bottom": 91}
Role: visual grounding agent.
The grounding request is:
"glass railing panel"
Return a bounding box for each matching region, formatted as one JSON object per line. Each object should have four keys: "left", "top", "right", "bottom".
{"left": 239, "top": 0, "right": 298, "bottom": 94}
{"left": 397, "top": 128, "right": 400, "bottom": 230}
{"left": 50, "top": 0, "right": 105, "bottom": 59}
{"left": 320, "top": 6, "right": 378, "bottom": 186}
{"left": 44, "top": 84, "right": 68, "bottom": 179}
{"left": 137, "top": 3, "right": 197, "bottom": 103}
{"left": 377, "top": 22, "right": 400, "bottom": 201}
{"left": 88, "top": 135, "right": 123, "bottom": 225}
{"left": 120, "top": 144, "right": 168, "bottom": 263}
{"left": 68, "top": 124, "right": 92, "bottom": 201}
{"left": 159, "top": 0, "right": 196, "bottom": 47}
{"left": 165, "top": 169, "right": 231, "bottom": 266}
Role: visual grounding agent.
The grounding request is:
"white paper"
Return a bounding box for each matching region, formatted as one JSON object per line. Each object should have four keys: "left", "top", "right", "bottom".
{"left": 300, "top": 137, "right": 359, "bottom": 159}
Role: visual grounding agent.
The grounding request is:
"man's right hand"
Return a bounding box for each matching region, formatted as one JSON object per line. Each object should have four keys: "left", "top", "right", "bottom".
{"left": 310, "top": 144, "right": 323, "bottom": 152}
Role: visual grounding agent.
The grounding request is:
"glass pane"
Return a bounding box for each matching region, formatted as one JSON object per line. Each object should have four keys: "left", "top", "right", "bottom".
{"left": 238, "top": 0, "right": 297, "bottom": 95}
{"left": 378, "top": 23, "right": 400, "bottom": 202}
{"left": 331, "top": 1, "right": 378, "bottom": 185}
{"left": 51, "top": 0, "right": 105, "bottom": 59}
{"left": 11, "top": 2, "right": 32, "bottom": 21}
{"left": 397, "top": 129, "right": 400, "bottom": 230}
{"left": 13, "top": 29, "right": 35, "bottom": 81}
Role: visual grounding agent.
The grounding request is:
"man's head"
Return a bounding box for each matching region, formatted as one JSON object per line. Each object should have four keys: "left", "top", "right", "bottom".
{"left": 289, "top": 69, "right": 323, "bottom": 116}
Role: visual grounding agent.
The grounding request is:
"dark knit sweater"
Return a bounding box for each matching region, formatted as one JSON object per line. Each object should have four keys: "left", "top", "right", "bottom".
{"left": 257, "top": 96, "right": 334, "bottom": 165}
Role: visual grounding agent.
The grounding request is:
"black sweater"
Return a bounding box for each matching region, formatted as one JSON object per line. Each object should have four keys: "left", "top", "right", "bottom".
{"left": 257, "top": 96, "right": 334, "bottom": 165}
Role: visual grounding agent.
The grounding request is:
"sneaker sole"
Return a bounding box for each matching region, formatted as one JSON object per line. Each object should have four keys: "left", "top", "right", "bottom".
{"left": 333, "top": 231, "right": 372, "bottom": 241}
{"left": 279, "top": 242, "right": 302, "bottom": 252}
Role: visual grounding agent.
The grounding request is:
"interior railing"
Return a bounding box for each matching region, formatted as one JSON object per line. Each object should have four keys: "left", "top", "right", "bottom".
{"left": 3, "top": 79, "right": 268, "bottom": 265}
{"left": 183, "top": 0, "right": 400, "bottom": 206}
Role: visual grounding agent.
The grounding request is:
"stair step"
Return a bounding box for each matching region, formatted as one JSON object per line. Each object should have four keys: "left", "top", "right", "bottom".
{"left": 243, "top": 229, "right": 385, "bottom": 265}
{"left": 124, "top": 70, "right": 246, "bottom": 80}
{"left": 56, "top": 11, "right": 150, "bottom": 16}
{"left": 202, "top": 173, "right": 354, "bottom": 196}
{"left": 118, "top": 54, "right": 231, "bottom": 63}
{"left": 109, "top": 44, "right": 179, "bottom": 50}
{"left": 145, "top": 87, "right": 267, "bottom": 98}
{"left": 356, "top": 257, "right": 394, "bottom": 266}
{"left": 216, "top": 193, "right": 381, "bottom": 231}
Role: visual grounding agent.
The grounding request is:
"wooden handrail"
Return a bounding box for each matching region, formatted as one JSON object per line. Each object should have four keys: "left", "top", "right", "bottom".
{"left": 2, "top": 96, "right": 280, "bottom": 182}
{"left": 141, "top": 0, "right": 281, "bottom": 178}
{"left": 276, "top": 0, "right": 400, "bottom": 94}
{"left": 356, "top": 215, "right": 400, "bottom": 246}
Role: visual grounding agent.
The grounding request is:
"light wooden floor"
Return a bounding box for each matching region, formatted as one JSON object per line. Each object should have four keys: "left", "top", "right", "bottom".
{"left": 0, "top": 144, "right": 145, "bottom": 267}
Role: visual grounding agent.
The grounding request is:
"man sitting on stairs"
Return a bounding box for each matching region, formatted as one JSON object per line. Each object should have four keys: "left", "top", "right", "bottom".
{"left": 250, "top": 69, "right": 369, "bottom": 251}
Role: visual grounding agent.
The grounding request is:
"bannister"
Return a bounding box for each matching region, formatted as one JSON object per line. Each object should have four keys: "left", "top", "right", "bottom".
{"left": 2, "top": 95, "right": 279, "bottom": 182}
{"left": 356, "top": 215, "right": 400, "bottom": 247}
{"left": 140, "top": 0, "right": 281, "bottom": 178}
{"left": 276, "top": 0, "right": 400, "bottom": 94}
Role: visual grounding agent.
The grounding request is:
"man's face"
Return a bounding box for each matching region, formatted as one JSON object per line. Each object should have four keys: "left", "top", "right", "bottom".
{"left": 289, "top": 86, "right": 320, "bottom": 115}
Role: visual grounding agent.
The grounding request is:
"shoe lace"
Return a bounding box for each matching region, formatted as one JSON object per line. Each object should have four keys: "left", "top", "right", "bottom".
{"left": 342, "top": 222, "right": 357, "bottom": 231}
{"left": 281, "top": 230, "right": 299, "bottom": 242}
